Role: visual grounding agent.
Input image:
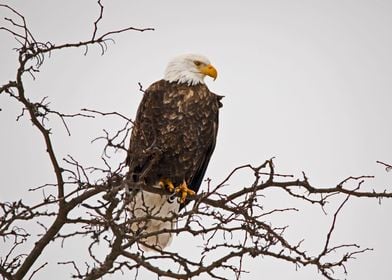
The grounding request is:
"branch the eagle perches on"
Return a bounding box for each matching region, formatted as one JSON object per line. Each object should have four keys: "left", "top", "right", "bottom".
{"left": 1, "top": 2, "right": 391, "bottom": 280}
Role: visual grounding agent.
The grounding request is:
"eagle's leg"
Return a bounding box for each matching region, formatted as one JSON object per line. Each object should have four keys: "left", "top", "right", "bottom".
{"left": 159, "top": 178, "right": 175, "bottom": 192}
{"left": 175, "top": 180, "right": 195, "bottom": 204}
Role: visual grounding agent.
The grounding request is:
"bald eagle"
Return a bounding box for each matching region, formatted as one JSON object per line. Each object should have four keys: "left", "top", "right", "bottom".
{"left": 126, "top": 54, "right": 222, "bottom": 250}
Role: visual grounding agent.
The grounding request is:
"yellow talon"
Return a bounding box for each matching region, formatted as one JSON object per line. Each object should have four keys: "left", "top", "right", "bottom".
{"left": 175, "top": 180, "right": 195, "bottom": 204}
{"left": 159, "top": 178, "right": 175, "bottom": 192}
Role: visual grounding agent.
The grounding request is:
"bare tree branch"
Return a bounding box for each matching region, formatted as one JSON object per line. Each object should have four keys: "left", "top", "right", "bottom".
{"left": 1, "top": 2, "right": 391, "bottom": 280}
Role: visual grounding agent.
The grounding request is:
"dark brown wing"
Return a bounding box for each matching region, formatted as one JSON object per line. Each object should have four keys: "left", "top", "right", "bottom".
{"left": 187, "top": 93, "right": 222, "bottom": 194}
{"left": 126, "top": 79, "right": 221, "bottom": 208}
{"left": 126, "top": 80, "right": 167, "bottom": 183}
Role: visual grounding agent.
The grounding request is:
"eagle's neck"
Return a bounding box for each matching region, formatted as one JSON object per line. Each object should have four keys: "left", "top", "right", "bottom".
{"left": 164, "top": 66, "right": 205, "bottom": 86}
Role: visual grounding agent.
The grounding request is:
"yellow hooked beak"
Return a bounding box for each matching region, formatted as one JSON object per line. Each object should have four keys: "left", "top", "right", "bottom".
{"left": 199, "top": 64, "right": 218, "bottom": 80}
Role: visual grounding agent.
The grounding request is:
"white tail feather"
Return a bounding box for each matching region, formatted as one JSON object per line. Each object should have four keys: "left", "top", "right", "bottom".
{"left": 128, "top": 186, "right": 180, "bottom": 251}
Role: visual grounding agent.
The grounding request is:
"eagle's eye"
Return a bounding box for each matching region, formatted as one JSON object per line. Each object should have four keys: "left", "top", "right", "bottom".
{"left": 193, "top": 60, "right": 202, "bottom": 67}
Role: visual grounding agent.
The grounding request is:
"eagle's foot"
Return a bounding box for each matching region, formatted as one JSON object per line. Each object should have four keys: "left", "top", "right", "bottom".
{"left": 159, "top": 178, "right": 175, "bottom": 193}
{"left": 175, "top": 180, "right": 195, "bottom": 204}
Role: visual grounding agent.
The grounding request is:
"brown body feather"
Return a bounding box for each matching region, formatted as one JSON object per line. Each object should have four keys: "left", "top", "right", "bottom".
{"left": 127, "top": 79, "right": 222, "bottom": 208}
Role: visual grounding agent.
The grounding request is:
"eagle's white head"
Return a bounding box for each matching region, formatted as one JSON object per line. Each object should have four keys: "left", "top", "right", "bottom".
{"left": 164, "top": 54, "right": 218, "bottom": 85}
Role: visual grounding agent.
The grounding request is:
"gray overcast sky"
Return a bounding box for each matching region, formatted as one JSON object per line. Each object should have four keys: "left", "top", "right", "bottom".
{"left": 1, "top": 0, "right": 392, "bottom": 279}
